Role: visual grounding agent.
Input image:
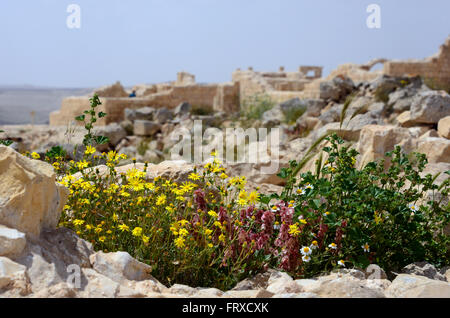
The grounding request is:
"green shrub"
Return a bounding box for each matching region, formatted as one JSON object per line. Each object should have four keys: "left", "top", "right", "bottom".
{"left": 0, "top": 130, "right": 13, "bottom": 146}
{"left": 29, "top": 94, "right": 449, "bottom": 289}
{"left": 263, "top": 134, "right": 449, "bottom": 277}
{"left": 241, "top": 93, "right": 275, "bottom": 120}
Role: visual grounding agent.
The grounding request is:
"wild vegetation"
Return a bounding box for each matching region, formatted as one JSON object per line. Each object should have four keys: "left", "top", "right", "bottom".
{"left": 15, "top": 94, "right": 448, "bottom": 290}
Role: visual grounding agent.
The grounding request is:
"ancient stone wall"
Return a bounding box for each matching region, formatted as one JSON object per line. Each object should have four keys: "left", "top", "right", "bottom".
{"left": 384, "top": 37, "right": 450, "bottom": 88}
{"left": 50, "top": 81, "right": 239, "bottom": 126}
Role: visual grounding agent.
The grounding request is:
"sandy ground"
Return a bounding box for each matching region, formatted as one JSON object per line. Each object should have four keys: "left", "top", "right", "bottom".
{"left": 0, "top": 86, "right": 91, "bottom": 125}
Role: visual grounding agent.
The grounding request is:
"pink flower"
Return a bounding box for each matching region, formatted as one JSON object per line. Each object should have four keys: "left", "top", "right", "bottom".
{"left": 194, "top": 189, "right": 207, "bottom": 211}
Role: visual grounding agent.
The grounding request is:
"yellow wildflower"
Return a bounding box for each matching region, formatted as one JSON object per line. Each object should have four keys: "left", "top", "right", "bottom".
{"left": 118, "top": 224, "right": 130, "bottom": 232}
{"left": 132, "top": 227, "right": 143, "bottom": 237}
{"left": 85, "top": 146, "right": 96, "bottom": 155}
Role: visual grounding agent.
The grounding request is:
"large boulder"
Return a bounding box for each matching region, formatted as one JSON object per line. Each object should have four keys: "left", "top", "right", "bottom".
{"left": 409, "top": 91, "right": 450, "bottom": 124}
{"left": 0, "top": 145, "right": 68, "bottom": 238}
{"left": 93, "top": 123, "right": 127, "bottom": 147}
{"left": 295, "top": 272, "right": 387, "bottom": 298}
{"left": 134, "top": 120, "right": 161, "bottom": 136}
{"left": 89, "top": 251, "right": 154, "bottom": 284}
{"left": 438, "top": 116, "right": 450, "bottom": 139}
{"left": 154, "top": 108, "right": 174, "bottom": 124}
{"left": 320, "top": 76, "right": 355, "bottom": 102}
{"left": 15, "top": 227, "right": 94, "bottom": 293}
{"left": 279, "top": 98, "right": 307, "bottom": 118}
{"left": 0, "top": 225, "right": 26, "bottom": 259}
{"left": 417, "top": 137, "right": 450, "bottom": 163}
{"left": 385, "top": 274, "right": 450, "bottom": 298}
{"left": 356, "top": 125, "right": 416, "bottom": 167}
{"left": 402, "top": 262, "right": 447, "bottom": 281}
{"left": 0, "top": 256, "right": 30, "bottom": 296}
{"left": 124, "top": 107, "right": 155, "bottom": 122}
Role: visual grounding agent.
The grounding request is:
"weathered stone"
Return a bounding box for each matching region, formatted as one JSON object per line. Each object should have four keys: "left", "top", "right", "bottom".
{"left": 364, "top": 264, "right": 388, "bottom": 280}
{"left": 420, "top": 129, "right": 440, "bottom": 139}
{"left": 232, "top": 271, "right": 271, "bottom": 290}
{"left": 385, "top": 274, "right": 450, "bottom": 298}
{"left": 193, "top": 288, "right": 224, "bottom": 298}
{"left": 134, "top": 120, "right": 161, "bottom": 136}
{"left": 294, "top": 279, "right": 320, "bottom": 292}
{"left": 0, "top": 145, "right": 68, "bottom": 238}
{"left": 262, "top": 105, "right": 284, "bottom": 126}
{"left": 31, "top": 282, "right": 77, "bottom": 298}
{"left": 116, "top": 285, "right": 146, "bottom": 298}
{"left": 438, "top": 116, "right": 450, "bottom": 139}
{"left": 396, "top": 111, "right": 416, "bottom": 127}
{"left": 356, "top": 125, "right": 415, "bottom": 166}
{"left": 128, "top": 278, "right": 168, "bottom": 295}
{"left": 402, "top": 262, "right": 447, "bottom": 281}
{"left": 279, "top": 98, "right": 307, "bottom": 118}
{"left": 173, "top": 102, "right": 192, "bottom": 117}
{"left": 318, "top": 103, "right": 343, "bottom": 124}
{"left": 89, "top": 251, "right": 153, "bottom": 284}
{"left": 223, "top": 289, "right": 274, "bottom": 298}
{"left": 124, "top": 107, "right": 155, "bottom": 122}
{"left": 0, "top": 225, "right": 26, "bottom": 259}
{"left": 305, "top": 275, "right": 385, "bottom": 298}
{"left": 311, "top": 112, "right": 384, "bottom": 142}
{"left": 272, "top": 292, "right": 318, "bottom": 298}
{"left": 93, "top": 123, "right": 127, "bottom": 147}
{"left": 168, "top": 284, "right": 198, "bottom": 296}
{"left": 79, "top": 268, "right": 120, "bottom": 298}
{"left": 154, "top": 107, "right": 174, "bottom": 124}
{"left": 320, "top": 76, "right": 355, "bottom": 102}
{"left": 409, "top": 90, "right": 450, "bottom": 124}
{"left": 0, "top": 256, "right": 30, "bottom": 296}
{"left": 15, "top": 227, "right": 94, "bottom": 293}
{"left": 417, "top": 137, "right": 450, "bottom": 163}
{"left": 266, "top": 278, "right": 303, "bottom": 294}
{"left": 296, "top": 116, "right": 320, "bottom": 132}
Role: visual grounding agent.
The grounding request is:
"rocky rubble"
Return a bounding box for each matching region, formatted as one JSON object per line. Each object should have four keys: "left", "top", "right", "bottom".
{"left": 1, "top": 75, "right": 449, "bottom": 188}
{"left": 0, "top": 145, "right": 449, "bottom": 298}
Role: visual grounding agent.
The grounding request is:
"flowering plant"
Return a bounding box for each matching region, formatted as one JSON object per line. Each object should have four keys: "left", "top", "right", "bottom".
{"left": 25, "top": 96, "right": 449, "bottom": 289}
{"left": 265, "top": 133, "right": 450, "bottom": 277}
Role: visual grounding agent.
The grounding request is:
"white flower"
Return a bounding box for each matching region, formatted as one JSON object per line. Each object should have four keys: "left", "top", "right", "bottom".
{"left": 273, "top": 223, "right": 281, "bottom": 230}
{"left": 296, "top": 188, "right": 305, "bottom": 195}
{"left": 304, "top": 183, "right": 314, "bottom": 190}
{"left": 271, "top": 206, "right": 279, "bottom": 212}
{"left": 300, "top": 246, "right": 312, "bottom": 256}
{"left": 408, "top": 203, "right": 419, "bottom": 212}
{"left": 338, "top": 260, "right": 345, "bottom": 267}
{"left": 328, "top": 243, "right": 337, "bottom": 250}
{"left": 323, "top": 211, "right": 331, "bottom": 217}
{"left": 310, "top": 241, "right": 319, "bottom": 250}
{"left": 362, "top": 243, "right": 370, "bottom": 253}
{"left": 302, "top": 255, "right": 311, "bottom": 263}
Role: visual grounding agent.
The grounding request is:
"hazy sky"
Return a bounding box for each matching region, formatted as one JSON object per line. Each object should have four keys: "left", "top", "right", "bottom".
{"left": 0, "top": 0, "right": 449, "bottom": 87}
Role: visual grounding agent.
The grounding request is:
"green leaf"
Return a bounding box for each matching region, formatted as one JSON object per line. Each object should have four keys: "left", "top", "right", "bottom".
{"left": 98, "top": 112, "right": 107, "bottom": 118}
{"left": 0, "top": 140, "right": 13, "bottom": 146}
{"left": 94, "top": 135, "right": 109, "bottom": 145}
{"left": 258, "top": 195, "right": 271, "bottom": 205}
{"left": 75, "top": 114, "right": 85, "bottom": 121}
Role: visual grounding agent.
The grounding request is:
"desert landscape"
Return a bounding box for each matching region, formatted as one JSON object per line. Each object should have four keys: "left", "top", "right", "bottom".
{"left": 0, "top": 32, "right": 449, "bottom": 299}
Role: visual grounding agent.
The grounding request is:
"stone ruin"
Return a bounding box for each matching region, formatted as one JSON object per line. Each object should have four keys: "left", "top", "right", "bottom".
{"left": 49, "top": 36, "right": 450, "bottom": 126}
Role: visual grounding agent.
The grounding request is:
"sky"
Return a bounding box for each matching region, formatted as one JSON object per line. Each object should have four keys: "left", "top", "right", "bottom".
{"left": 0, "top": 0, "right": 449, "bottom": 88}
